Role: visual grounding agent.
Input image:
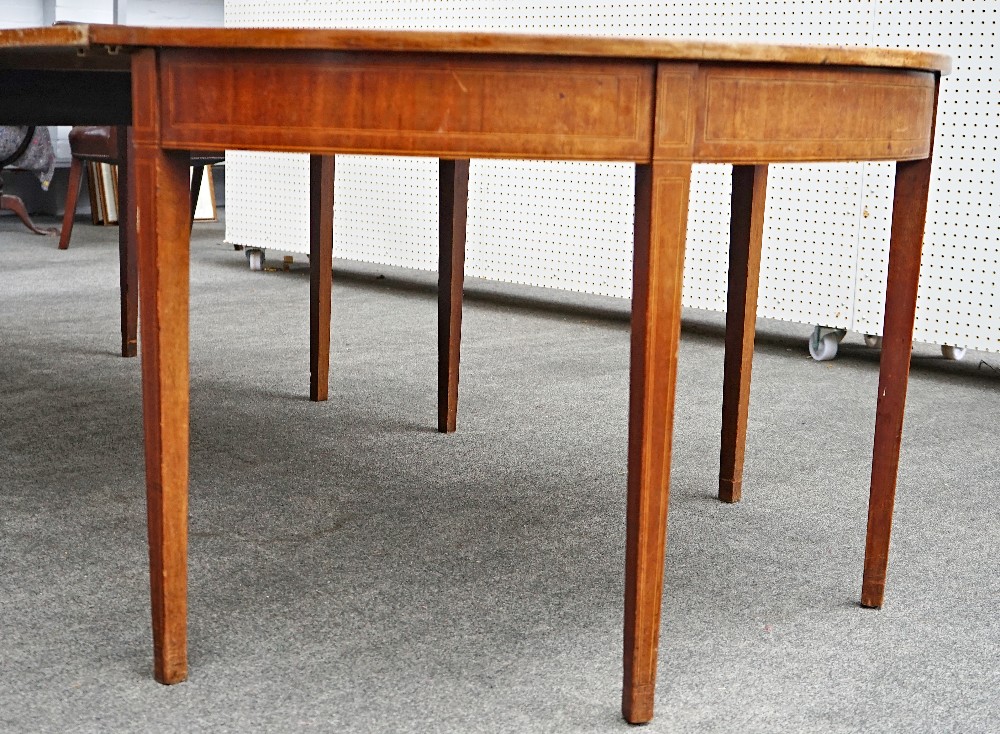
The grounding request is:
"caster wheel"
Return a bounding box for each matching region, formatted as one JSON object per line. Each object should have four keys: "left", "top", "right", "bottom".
{"left": 864, "top": 334, "right": 883, "bottom": 349}
{"left": 941, "top": 344, "right": 966, "bottom": 361}
{"left": 246, "top": 248, "right": 265, "bottom": 271}
{"left": 809, "top": 326, "right": 847, "bottom": 362}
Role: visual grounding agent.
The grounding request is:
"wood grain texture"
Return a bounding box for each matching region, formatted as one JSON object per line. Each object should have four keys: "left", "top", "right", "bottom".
{"left": 438, "top": 159, "right": 470, "bottom": 433}
{"left": 693, "top": 66, "right": 936, "bottom": 163}
{"left": 653, "top": 64, "right": 699, "bottom": 159}
{"left": 718, "top": 165, "right": 768, "bottom": 503}
{"left": 130, "top": 51, "right": 159, "bottom": 146}
{"left": 861, "top": 78, "right": 940, "bottom": 609}
{"left": 132, "top": 49, "right": 190, "bottom": 686}
{"left": 0, "top": 24, "right": 90, "bottom": 48}
{"left": 623, "top": 161, "right": 692, "bottom": 725}
{"left": 309, "top": 155, "right": 335, "bottom": 403}
{"left": 158, "top": 50, "right": 653, "bottom": 161}
{"left": 155, "top": 51, "right": 937, "bottom": 165}
{"left": 0, "top": 25, "right": 949, "bottom": 74}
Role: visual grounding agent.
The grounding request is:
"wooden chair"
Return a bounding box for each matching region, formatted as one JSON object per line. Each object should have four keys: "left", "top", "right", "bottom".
{"left": 59, "top": 125, "right": 222, "bottom": 250}
{"left": 57, "top": 126, "right": 222, "bottom": 357}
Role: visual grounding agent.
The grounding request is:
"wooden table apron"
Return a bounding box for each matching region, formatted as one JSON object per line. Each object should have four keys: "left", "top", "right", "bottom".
{"left": 0, "top": 31, "right": 941, "bottom": 725}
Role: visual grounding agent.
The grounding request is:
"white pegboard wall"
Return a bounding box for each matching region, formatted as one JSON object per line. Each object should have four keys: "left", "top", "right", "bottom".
{"left": 225, "top": 1, "right": 875, "bottom": 39}
{"left": 863, "top": 0, "right": 1000, "bottom": 352}
{"left": 468, "top": 161, "right": 635, "bottom": 297}
{"left": 224, "top": 1, "right": 1000, "bottom": 354}
{"left": 225, "top": 152, "right": 311, "bottom": 255}
{"left": 123, "top": 0, "right": 224, "bottom": 26}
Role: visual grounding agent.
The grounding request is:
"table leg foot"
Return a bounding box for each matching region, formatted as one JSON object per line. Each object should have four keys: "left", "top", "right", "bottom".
{"left": 622, "top": 683, "right": 655, "bottom": 725}
{"left": 860, "top": 579, "right": 885, "bottom": 609}
{"left": 718, "top": 477, "right": 742, "bottom": 504}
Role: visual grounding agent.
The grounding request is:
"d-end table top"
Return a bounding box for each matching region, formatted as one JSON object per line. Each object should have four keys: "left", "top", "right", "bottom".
{"left": 0, "top": 24, "right": 950, "bottom": 74}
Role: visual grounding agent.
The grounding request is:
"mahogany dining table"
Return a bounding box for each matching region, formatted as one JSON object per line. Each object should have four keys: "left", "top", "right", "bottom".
{"left": 0, "top": 24, "right": 948, "bottom": 724}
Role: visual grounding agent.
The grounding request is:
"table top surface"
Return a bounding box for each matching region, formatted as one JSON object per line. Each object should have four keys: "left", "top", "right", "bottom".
{"left": 0, "top": 24, "right": 950, "bottom": 74}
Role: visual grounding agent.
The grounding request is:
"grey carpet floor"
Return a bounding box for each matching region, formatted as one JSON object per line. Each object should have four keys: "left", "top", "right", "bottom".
{"left": 1, "top": 213, "right": 998, "bottom": 734}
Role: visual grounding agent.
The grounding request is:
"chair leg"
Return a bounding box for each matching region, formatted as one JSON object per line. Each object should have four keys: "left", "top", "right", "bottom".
{"left": 1, "top": 193, "right": 58, "bottom": 236}
{"left": 59, "top": 157, "right": 85, "bottom": 249}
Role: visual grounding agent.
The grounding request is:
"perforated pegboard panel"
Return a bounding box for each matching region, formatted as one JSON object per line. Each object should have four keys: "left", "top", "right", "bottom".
{"left": 224, "top": 1, "right": 999, "bottom": 354}
{"left": 860, "top": 1, "right": 999, "bottom": 352}
{"left": 225, "top": 151, "right": 311, "bottom": 253}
